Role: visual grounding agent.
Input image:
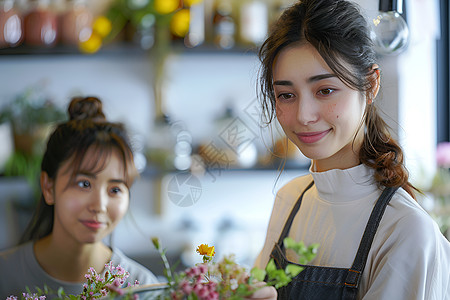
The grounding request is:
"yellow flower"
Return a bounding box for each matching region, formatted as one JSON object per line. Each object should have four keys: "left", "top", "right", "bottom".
{"left": 93, "top": 16, "right": 112, "bottom": 38}
{"left": 154, "top": 0, "right": 179, "bottom": 15}
{"left": 170, "top": 9, "right": 190, "bottom": 37}
{"left": 196, "top": 244, "right": 215, "bottom": 257}
{"left": 79, "top": 32, "right": 102, "bottom": 54}
{"left": 184, "top": 0, "right": 203, "bottom": 7}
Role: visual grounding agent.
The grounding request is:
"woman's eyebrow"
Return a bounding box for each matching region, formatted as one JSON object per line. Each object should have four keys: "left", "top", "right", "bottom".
{"left": 109, "top": 179, "right": 127, "bottom": 185}
{"left": 307, "top": 73, "right": 337, "bottom": 83}
{"left": 77, "top": 171, "right": 96, "bottom": 178}
{"left": 273, "top": 80, "right": 293, "bottom": 86}
{"left": 273, "top": 73, "right": 338, "bottom": 86}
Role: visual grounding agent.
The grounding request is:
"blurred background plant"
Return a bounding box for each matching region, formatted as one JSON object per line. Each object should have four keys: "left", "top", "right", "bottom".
{"left": 426, "top": 142, "right": 450, "bottom": 238}
{"left": 79, "top": 0, "right": 203, "bottom": 54}
{"left": 78, "top": 0, "right": 205, "bottom": 143}
{"left": 0, "top": 85, "right": 66, "bottom": 199}
{"left": 76, "top": 0, "right": 206, "bottom": 173}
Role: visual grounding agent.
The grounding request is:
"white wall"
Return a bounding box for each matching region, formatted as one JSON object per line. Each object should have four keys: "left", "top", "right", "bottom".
{"left": 358, "top": 0, "right": 439, "bottom": 189}
{"left": 397, "top": 0, "right": 440, "bottom": 188}
{"left": 0, "top": 54, "right": 154, "bottom": 139}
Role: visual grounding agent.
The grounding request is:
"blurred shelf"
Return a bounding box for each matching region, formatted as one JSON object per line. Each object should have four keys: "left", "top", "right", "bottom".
{"left": 140, "top": 161, "right": 309, "bottom": 178}
{"left": 0, "top": 42, "right": 258, "bottom": 57}
{"left": 0, "top": 43, "right": 146, "bottom": 56}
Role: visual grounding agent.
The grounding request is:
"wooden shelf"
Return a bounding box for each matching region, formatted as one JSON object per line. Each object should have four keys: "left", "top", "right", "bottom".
{"left": 0, "top": 42, "right": 258, "bottom": 56}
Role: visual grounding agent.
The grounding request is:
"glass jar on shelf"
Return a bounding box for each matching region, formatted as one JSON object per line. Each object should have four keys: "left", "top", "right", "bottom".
{"left": 0, "top": 0, "right": 24, "bottom": 48}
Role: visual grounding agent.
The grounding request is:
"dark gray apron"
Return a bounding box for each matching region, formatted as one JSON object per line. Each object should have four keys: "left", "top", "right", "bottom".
{"left": 269, "top": 181, "right": 398, "bottom": 299}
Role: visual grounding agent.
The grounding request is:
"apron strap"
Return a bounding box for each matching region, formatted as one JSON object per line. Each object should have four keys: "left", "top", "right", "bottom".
{"left": 276, "top": 180, "right": 315, "bottom": 247}
{"left": 345, "top": 186, "right": 399, "bottom": 287}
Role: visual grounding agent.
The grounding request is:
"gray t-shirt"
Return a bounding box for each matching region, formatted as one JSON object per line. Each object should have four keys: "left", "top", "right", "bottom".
{"left": 0, "top": 242, "right": 158, "bottom": 299}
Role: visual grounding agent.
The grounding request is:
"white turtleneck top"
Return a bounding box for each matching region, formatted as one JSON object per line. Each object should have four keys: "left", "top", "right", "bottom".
{"left": 254, "top": 164, "right": 450, "bottom": 299}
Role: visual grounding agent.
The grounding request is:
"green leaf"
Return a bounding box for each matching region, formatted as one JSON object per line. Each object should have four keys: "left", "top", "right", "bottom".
{"left": 309, "top": 243, "right": 320, "bottom": 254}
{"left": 284, "top": 237, "right": 306, "bottom": 254}
{"left": 270, "top": 270, "right": 291, "bottom": 289}
{"left": 250, "top": 267, "right": 267, "bottom": 282}
{"left": 35, "top": 287, "right": 43, "bottom": 294}
{"left": 265, "top": 258, "right": 277, "bottom": 273}
{"left": 57, "top": 287, "right": 65, "bottom": 298}
{"left": 43, "top": 285, "right": 49, "bottom": 295}
{"left": 285, "top": 264, "right": 304, "bottom": 277}
{"left": 283, "top": 237, "right": 296, "bottom": 249}
{"left": 236, "top": 283, "right": 251, "bottom": 293}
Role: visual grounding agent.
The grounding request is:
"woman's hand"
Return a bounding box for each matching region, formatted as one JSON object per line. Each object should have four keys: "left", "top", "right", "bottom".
{"left": 245, "top": 281, "right": 277, "bottom": 300}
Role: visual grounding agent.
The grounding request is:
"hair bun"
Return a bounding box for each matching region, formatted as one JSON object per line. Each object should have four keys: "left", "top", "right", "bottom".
{"left": 68, "top": 96, "right": 106, "bottom": 121}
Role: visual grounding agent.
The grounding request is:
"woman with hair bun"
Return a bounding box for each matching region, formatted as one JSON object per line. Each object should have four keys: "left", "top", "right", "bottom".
{"left": 254, "top": 0, "right": 450, "bottom": 299}
{"left": 0, "top": 97, "right": 158, "bottom": 298}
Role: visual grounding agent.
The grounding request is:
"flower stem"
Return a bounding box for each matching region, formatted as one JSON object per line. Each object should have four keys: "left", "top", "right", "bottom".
{"left": 160, "top": 249, "right": 173, "bottom": 282}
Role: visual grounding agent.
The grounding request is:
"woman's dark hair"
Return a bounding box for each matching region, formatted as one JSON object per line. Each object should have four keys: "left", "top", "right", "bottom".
{"left": 20, "top": 96, "right": 137, "bottom": 243}
{"left": 258, "top": 0, "right": 417, "bottom": 198}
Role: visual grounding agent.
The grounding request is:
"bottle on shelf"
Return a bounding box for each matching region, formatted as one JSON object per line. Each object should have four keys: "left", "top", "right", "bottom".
{"left": 212, "top": 0, "right": 236, "bottom": 50}
{"left": 23, "top": 0, "right": 58, "bottom": 47}
{"left": 184, "top": 0, "right": 205, "bottom": 48}
{"left": 238, "top": 0, "right": 268, "bottom": 47}
{"left": 0, "top": 0, "right": 24, "bottom": 48}
{"left": 59, "top": 0, "right": 92, "bottom": 46}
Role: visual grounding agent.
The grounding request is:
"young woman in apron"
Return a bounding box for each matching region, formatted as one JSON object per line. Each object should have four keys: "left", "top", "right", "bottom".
{"left": 253, "top": 0, "right": 450, "bottom": 299}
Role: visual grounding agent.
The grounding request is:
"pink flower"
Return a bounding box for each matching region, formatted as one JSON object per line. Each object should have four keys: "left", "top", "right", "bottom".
{"left": 112, "top": 278, "right": 122, "bottom": 287}
{"left": 193, "top": 267, "right": 201, "bottom": 277}
{"left": 180, "top": 279, "right": 192, "bottom": 294}
{"left": 437, "top": 142, "right": 450, "bottom": 168}
{"left": 193, "top": 283, "right": 203, "bottom": 294}
{"left": 115, "top": 265, "right": 128, "bottom": 277}
{"left": 106, "top": 284, "right": 125, "bottom": 296}
{"left": 186, "top": 266, "right": 202, "bottom": 278}
{"left": 198, "top": 264, "right": 208, "bottom": 274}
{"left": 197, "top": 286, "right": 209, "bottom": 298}
{"left": 105, "top": 261, "right": 115, "bottom": 271}
{"left": 6, "top": 296, "right": 18, "bottom": 300}
{"left": 207, "top": 291, "right": 219, "bottom": 300}
{"left": 207, "top": 282, "right": 217, "bottom": 292}
{"left": 171, "top": 291, "right": 182, "bottom": 300}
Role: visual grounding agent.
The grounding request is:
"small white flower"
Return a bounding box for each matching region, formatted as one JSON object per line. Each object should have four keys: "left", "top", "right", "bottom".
{"left": 230, "top": 278, "right": 238, "bottom": 290}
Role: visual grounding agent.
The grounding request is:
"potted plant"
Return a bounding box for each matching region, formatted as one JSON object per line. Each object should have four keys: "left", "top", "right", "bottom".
{"left": 0, "top": 86, "right": 66, "bottom": 199}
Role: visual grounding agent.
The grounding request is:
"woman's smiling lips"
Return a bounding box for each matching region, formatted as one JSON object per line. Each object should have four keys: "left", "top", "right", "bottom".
{"left": 80, "top": 220, "right": 106, "bottom": 230}
{"left": 296, "top": 129, "right": 332, "bottom": 144}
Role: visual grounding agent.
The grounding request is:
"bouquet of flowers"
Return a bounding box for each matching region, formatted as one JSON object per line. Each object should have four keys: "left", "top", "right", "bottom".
{"left": 150, "top": 237, "right": 318, "bottom": 300}
{"left": 6, "top": 262, "right": 139, "bottom": 300}
{"left": 5, "top": 238, "right": 318, "bottom": 300}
